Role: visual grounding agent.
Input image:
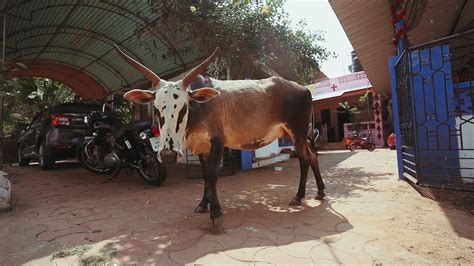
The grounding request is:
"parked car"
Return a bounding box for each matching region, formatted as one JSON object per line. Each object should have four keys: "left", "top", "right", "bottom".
{"left": 16, "top": 103, "right": 102, "bottom": 170}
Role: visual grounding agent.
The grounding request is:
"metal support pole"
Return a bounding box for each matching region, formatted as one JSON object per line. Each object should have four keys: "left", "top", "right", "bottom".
{"left": 0, "top": 12, "right": 6, "bottom": 171}
{"left": 389, "top": 56, "right": 404, "bottom": 180}
{"left": 2, "top": 11, "right": 4, "bottom": 68}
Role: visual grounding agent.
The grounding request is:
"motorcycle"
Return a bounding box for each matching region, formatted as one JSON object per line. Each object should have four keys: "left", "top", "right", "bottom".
{"left": 347, "top": 130, "right": 376, "bottom": 152}
{"left": 312, "top": 127, "right": 323, "bottom": 149}
{"left": 309, "top": 117, "right": 323, "bottom": 149}
{"left": 77, "top": 102, "right": 167, "bottom": 186}
{"left": 345, "top": 135, "right": 354, "bottom": 148}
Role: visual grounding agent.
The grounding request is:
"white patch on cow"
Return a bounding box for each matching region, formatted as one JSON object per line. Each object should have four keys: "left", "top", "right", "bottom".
{"left": 211, "top": 79, "right": 264, "bottom": 91}
{"left": 153, "top": 81, "right": 189, "bottom": 161}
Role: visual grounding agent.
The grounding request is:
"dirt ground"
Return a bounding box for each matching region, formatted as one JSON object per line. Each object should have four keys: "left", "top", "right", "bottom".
{"left": 1, "top": 149, "right": 473, "bottom": 265}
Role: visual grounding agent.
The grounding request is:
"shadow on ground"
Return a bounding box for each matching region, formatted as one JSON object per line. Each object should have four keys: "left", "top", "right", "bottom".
{"left": 2, "top": 150, "right": 470, "bottom": 264}
{"left": 408, "top": 183, "right": 474, "bottom": 240}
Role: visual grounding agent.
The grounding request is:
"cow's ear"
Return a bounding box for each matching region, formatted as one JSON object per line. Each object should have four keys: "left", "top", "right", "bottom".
{"left": 188, "top": 88, "right": 220, "bottom": 103}
{"left": 124, "top": 89, "right": 155, "bottom": 104}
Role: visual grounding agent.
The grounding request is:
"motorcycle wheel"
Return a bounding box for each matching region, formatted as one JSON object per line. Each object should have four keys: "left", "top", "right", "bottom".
{"left": 348, "top": 143, "right": 357, "bottom": 152}
{"left": 138, "top": 147, "right": 167, "bottom": 186}
{"left": 367, "top": 143, "right": 376, "bottom": 152}
{"left": 78, "top": 144, "right": 114, "bottom": 174}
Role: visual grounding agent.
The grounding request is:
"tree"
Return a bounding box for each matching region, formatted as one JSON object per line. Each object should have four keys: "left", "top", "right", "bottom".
{"left": 148, "top": 0, "right": 332, "bottom": 84}
{"left": 2, "top": 77, "right": 77, "bottom": 137}
{"left": 338, "top": 101, "right": 360, "bottom": 124}
{"left": 358, "top": 91, "right": 374, "bottom": 112}
{"left": 2, "top": 76, "right": 135, "bottom": 138}
{"left": 338, "top": 91, "right": 374, "bottom": 131}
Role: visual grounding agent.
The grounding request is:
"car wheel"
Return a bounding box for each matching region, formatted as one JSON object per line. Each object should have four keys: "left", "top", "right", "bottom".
{"left": 39, "top": 142, "right": 55, "bottom": 170}
{"left": 17, "top": 145, "right": 30, "bottom": 166}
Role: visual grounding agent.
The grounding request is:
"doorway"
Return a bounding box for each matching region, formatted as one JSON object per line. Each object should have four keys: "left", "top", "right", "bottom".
{"left": 337, "top": 107, "right": 351, "bottom": 141}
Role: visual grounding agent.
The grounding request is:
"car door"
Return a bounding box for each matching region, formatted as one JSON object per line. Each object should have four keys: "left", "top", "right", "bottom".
{"left": 22, "top": 111, "right": 47, "bottom": 155}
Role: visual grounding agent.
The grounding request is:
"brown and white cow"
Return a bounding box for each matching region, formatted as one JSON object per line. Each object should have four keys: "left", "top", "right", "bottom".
{"left": 116, "top": 46, "right": 325, "bottom": 226}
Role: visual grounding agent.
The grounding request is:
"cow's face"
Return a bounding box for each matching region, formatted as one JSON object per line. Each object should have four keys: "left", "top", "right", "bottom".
{"left": 154, "top": 81, "right": 189, "bottom": 163}
{"left": 116, "top": 45, "right": 220, "bottom": 163}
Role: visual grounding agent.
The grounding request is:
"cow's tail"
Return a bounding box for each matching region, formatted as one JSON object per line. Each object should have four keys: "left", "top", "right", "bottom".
{"left": 307, "top": 105, "right": 316, "bottom": 147}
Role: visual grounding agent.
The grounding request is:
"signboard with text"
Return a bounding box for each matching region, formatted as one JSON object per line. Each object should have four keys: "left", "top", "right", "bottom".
{"left": 307, "top": 71, "right": 372, "bottom": 100}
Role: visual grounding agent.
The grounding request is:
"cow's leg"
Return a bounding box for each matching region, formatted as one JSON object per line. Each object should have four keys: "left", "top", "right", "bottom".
{"left": 308, "top": 146, "right": 325, "bottom": 200}
{"left": 206, "top": 138, "right": 225, "bottom": 225}
{"left": 288, "top": 134, "right": 325, "bottom": 204}
{"left": 288, "top": 137, "right": 313, "bottom": 206}
{"left": 289, "top": 156, "right": 309, "bottom": 206}
{"left": 194, "top": 154, "right": 210, "bottom": 213}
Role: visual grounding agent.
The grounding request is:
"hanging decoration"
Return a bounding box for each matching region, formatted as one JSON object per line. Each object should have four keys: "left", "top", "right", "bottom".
{"left": 390, "top": 0, "right": 407, "bottom": 50}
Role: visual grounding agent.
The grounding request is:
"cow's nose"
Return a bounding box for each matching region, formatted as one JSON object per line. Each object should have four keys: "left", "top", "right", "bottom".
{"left": 160, "top": 149, "right": 178, "bottom": 164}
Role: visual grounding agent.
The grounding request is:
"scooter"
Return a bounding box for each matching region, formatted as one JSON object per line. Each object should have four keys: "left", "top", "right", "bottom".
{"left": 347, "top": 130, "right": 376, "bottom": 152}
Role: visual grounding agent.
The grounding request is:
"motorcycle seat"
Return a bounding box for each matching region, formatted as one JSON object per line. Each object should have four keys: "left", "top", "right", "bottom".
{"left": 126, "top": 120, "right": 152, "bottom": 132}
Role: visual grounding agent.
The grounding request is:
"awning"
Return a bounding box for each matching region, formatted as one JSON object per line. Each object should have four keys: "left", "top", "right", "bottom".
{"left": 307, "top": 71, "right": 372, "bottom": 101}
{"left": 328, "top": 0, "right": 471, "bottom": 95}
{"left": 312, "top": 87, "right": 372, "bottom": 101}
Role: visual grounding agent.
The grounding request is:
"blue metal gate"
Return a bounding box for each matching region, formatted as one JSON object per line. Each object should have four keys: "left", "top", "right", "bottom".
{"left": 392, "top": 30, "right": 474, "bottom": 190}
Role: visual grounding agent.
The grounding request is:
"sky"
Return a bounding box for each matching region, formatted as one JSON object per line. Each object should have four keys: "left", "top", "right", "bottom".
{"left": 283, "top": 0, "right": 354, "bottom": 79}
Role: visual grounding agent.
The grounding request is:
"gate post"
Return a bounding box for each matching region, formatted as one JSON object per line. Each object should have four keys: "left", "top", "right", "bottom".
{"left": 389, "top": 56, "right": 404, "bottom": 180}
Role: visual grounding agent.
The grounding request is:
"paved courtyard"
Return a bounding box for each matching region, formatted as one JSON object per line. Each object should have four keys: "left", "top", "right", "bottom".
{"left": 1, "top": 149, "right": 473, "bottom": 265}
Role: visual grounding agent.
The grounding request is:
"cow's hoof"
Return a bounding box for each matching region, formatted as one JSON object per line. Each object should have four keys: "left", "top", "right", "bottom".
{"left": 193, "top": 205, "right": 208, "bottom": 213}
{"left": 315, "top": 192, "right": 325, "bottom": 200}
{"left": 210, "top": 214, "right": 224, "bottom": 233}
{"left": 289, "top": 197, "right": 302, "bottom": 206}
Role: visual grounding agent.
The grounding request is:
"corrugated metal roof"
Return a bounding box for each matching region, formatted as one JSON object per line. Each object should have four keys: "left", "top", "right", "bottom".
{"left": 1, "top": 0, "right": 208, "bottom": 100}
{"left": 406, "top": 0, "right": 465, "bottom": 45}
{"left": 329, "top": 0, "right": 468, "bottom": 96}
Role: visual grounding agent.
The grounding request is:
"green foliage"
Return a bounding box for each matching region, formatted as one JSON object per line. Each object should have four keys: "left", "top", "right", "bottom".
{"left": 1, "top": 75, "right": 135, "bottom": 139}
{"left": 155, "top": 0, "right": 332, "bottom": 84}
{"left": 2, "top": 77, "right": 135, "bottom": 138}
{"left": 2, "top": 77, "right": 77, "bottom": 137}
{"left": 337, "top": 91, "right": 374, "bottom": 131}
{"left": 94, "top": 96, "right": 134, "bottom": 123}
{"left": 338, "top": 101, "right": 360, "bottom": 122}
{"left": 358, "top": 91, "right": 374, "bottom": 111}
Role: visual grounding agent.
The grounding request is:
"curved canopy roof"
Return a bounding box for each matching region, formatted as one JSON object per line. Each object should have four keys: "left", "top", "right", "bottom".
{"left": 1, "top": 0, "right": 207, "bottom": 100}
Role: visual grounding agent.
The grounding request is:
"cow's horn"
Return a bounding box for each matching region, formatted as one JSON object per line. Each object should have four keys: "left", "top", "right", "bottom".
{"left": 182, "top": 47, "right": 220, "bottom": 87}
{"left": 114, "top": 45, "right": 161, "bottom": 87}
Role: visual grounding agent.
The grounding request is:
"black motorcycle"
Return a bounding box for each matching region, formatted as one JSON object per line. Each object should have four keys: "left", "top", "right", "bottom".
{"left": 77, "top": 103, "right": 166, "bottom": 186}
{"left": 309, "top": 117, "right": 323, "bottom": 149}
